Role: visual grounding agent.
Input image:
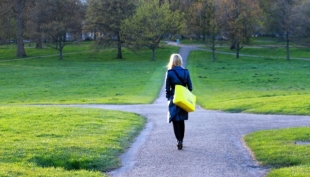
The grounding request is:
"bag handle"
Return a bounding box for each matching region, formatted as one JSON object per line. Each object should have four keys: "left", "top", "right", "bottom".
{"left": 172, "top": 70, "right": 186, "bottom": 86}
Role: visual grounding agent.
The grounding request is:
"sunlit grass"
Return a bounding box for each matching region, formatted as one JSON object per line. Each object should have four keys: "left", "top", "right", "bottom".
{"left": 0, "top": 162, "right": 104, "bottom": 177}
{"left": 2, "top": 38, "right": 310, "bottom": 177}
{"left": 245, "top": 127, "right": 310, "bottom": 177}
{"left": 0, "top": 106, "right": 146, "bottom": 176}
{"left": 0, "top": 42, "right": 92, "bottom": 60}
{"left": 0, "top": 44, "right": 178, "bottom": 104}
{"left": 214, "top": 47, "right": 310, "bottom": 59}
{"left": 188, "top": 50, "right": 310, "bottom": 115}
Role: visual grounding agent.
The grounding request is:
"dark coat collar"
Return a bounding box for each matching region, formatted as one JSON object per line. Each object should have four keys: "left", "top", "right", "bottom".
{"left": 171, "top": 66, "right": 184, "bottom": 70}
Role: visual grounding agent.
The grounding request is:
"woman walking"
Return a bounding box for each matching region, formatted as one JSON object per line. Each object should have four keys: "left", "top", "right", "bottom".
{"left": 165, "top": 53, "right": 193, "bottom": 150}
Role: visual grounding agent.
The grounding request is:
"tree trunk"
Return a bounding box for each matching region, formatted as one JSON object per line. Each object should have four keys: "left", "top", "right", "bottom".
{"left": 35, "top": 25, "right": 43, "bottom": 49}
{"left": 151, "top": 48, "right": 156, "bottom": 61}
{"left": 202, "top": 34, "right": 206, "bottom": 41}
{"left": 117, "top": 35, "right": 122, "bottom": 59}
{"left": 211, "top": 38, "right": 216, "bottom": 62}
{"left": 94, "top": 29, "right": 97, "bottom": 40}
{"left": 286, "top": 33, "right": 290, "bottom": 61}
{"left": 117, "top": 45, "right": 122, "bottom": 59}
{"left": 59, "top": 48, "right": 63, "bottom": 60}
{"left": 236, "top": 43, "right": 240, "bottom": 59}
{"left": 16, "top": 0, "right": 26, "bottom": 57}
{"left": 212, "top": 48, "right": 215, "bottom": 62}
{"left": 230, "top": 40, "right": 235, "bottom": 50}
{"left": 59, "top": 40, "right": 63, "bottom": 60}
{"left": 36, "top": 37, "right": 43, "bottom": 49}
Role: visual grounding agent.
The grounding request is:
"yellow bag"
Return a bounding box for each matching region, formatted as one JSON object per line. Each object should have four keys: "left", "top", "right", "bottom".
{"left": 173, "top": 85, "right": 196, "bottom": 112}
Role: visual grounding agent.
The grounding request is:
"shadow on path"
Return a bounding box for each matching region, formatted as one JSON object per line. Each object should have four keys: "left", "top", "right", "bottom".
{"left": 71, "top": 45, "right": 310, "bottom": 177}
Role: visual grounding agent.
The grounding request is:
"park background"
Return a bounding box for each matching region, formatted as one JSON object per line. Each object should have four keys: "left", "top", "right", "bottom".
{"left": 1, "top": 0, "right": 310, "bottom": 176}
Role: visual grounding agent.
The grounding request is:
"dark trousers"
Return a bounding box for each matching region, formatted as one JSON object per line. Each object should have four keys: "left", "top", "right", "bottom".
{"left": 172, "top": 120, "right": 185, "bottom": 142}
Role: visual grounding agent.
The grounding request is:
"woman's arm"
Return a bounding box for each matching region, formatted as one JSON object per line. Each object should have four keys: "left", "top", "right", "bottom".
{"left": 187, "top": 70, "right": 193, "bottom": 91}
{"left": 165, "top": 72, "right": 171, "bottom": 100}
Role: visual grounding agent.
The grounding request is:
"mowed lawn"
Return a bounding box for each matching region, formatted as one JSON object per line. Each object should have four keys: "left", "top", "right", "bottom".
{"left": 2, "top": 40, "right": 310, "bottom": 176}
{"left": 0, "top": 43, "right": 178, "bottom": 176}
{"left": 188, "top": 49, "right": 310, "bottom": 115}
{"left": 0, "top": 43, "right": 178, "bottom": 104}
{"left": 0, "top": 106, "right": 145, "bottom": 176}
{"left": 245, "top": 127, "right": 310, "bottom": 177}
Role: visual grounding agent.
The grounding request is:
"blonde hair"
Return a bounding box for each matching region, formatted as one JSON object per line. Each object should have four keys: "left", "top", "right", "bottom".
{"left": 166, "top": 54, "right": 183, "bottom": 70}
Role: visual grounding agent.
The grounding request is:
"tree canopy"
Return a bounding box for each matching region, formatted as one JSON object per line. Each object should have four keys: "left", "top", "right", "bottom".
{"left": 1, "top": 0, "right": 310, "bottom": 61}
{"left": 84, "top": 0, "right": 136, "bottom": 59}
{"left": 121, "top": 0, "right": 184, "bottom": 61}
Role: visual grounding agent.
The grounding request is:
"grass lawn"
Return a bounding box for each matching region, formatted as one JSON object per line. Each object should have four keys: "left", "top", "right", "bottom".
{"left": 0, "top": 42, "right": 179, "bottom": 104}
{"left": 0, "top": 42, "right": 91, "bottom": 60}
{"left": 244, "top": 127, "right": 310, "bottom": 177}
{"left": 0, "top": 42, "right": 178, "bottom": 176}
{"left": 0, "top": 106, "right": 146, "bottom": 176}
{"left": 214, "top": 46, "right": 310, "bottom": 59}
{"left": 188, "top": 50, "right": 310, "bottom": 115}
{"left": 2, "top": 38, "right": 310, "bottom": 176}
{"left": 180, "top": 36, "right": 287, "bottom": 47}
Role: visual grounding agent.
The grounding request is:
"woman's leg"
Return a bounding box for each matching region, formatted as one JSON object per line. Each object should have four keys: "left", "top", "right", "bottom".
{"left": 172, "top": 121, "right": 184, "bottom": 150}
{"left": 172, "top": 121, "right": 182, "bottom": 142}
{"left": 180, "top": 120, "right": 185, "bottom": 141}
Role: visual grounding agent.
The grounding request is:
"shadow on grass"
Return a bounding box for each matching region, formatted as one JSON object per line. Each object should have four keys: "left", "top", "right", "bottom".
{"left": 28, "top": 146, "right": 119, "bottom": 171}
{"left": 225, "top": 108, "right": 245, "bottom": 113}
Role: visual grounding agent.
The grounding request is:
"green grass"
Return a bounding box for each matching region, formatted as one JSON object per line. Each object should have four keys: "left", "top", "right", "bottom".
{"left": 244, "top": 127, "right": 310, "bottom": 177}
{"left": 188, "top": 50, "right": 310, "bottom": 115}
{"left": 0, "top": 42, "right": 176, "bottom": 175}
{"left": 183, "top": 36, "right": 310, "bottom": 59}
{"left": 180, "top": 38, "right": 231, "bottom": 46}
{"left": 181, "top": 36, "right": 285, "bottom": 47}
{"left": 0, "top": 42, "right": 177, "bottom": 175}
{"left": 0, "top": 162, "right": 103, "bottom": 177}
{"left": 0, "top": 106, "right": 146, "bottom": 176}
{"left": 248, "top": 37, "right": 286, "bottom": 46}
{"left": 0, "top": 44, "right": 178, "bottom": 104}
{"left": 267, "top": 164, "right": 310, "bottom": 177}
{"left": 2, "top": 39, "right": 310, "bottom": 177}
{"left": 0, "top": 42, "right": 92, "bottom": 60}
{"left": 214, "top": 46, "right": 310, "bottom": 59}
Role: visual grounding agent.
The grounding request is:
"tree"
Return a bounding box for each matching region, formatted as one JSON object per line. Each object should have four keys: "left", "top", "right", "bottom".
{"left": 187, "top": 0, "right": 220, "bottom": 61}
{"left": 26, "top": 0, "right": 48, "bottom": 49}
{"left": 218, "top": 0, "right": 261, "bottom": 58}
{"left": 0, "top": 1, "right": 16, "bottom": 45}
{"left": 164, "top": 0, "right": 196, "bottom": 12}
{"left": 292, "top": 0, "right": 310, "bottom": 46}
{"left": 0, "top": 0, "right": 30, "bottom": 57}
{"left": 259, "top": 0, "right": 302, "bottom": 60}
{"left": 84, "top": 0, "right": 136, "bottom": 59}
{"left": 121, "top": 0, "right": 184, "bottom": 61}
{"left": 15, "top": 0, "right": 27, "bottom": 57}
{"left": 187, "top": 0, "right": 207, "bottom": 40}
{"left": 41, "top": 0, "right": 84, "bottom": 60}
{"left": 205, "top": 0, "right": 221, "bottom": 62}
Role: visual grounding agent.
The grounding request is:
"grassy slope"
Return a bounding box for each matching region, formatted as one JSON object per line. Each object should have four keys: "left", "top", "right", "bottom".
{"left": 0, "top": 42, "right": 178, "bottom": 176}
{"left": 2, "top": 39, "right": 310, "bottom": 176}
{"left": 245, "top": 127, "right": 310, "bottom": 177}
{"left": 0, "top": 106, "right": 146, "bottom": 176}
{"left": 188, "top": 50, "right": 310, "bottom": 115}
{"left": 0, "top": 43, "right": 178, "bottom": 104}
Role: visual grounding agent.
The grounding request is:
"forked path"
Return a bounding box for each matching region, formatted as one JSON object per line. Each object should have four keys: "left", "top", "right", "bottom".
{"left": 74, "top": 45, "right": 310, "bottom": 177}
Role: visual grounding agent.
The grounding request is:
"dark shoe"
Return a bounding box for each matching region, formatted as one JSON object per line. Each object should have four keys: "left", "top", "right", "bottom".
{"left": 177, "top": 141, "right": 183, "bottom": 150}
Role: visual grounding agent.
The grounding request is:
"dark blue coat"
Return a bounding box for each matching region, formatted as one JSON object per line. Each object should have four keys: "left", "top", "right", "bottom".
{"left": 165, "top": 66, "right": 193, "bottom": 123}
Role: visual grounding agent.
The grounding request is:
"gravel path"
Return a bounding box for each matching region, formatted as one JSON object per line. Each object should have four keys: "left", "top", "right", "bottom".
{"left": 72, "top": 44, "right": 310, "bottom": 177}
